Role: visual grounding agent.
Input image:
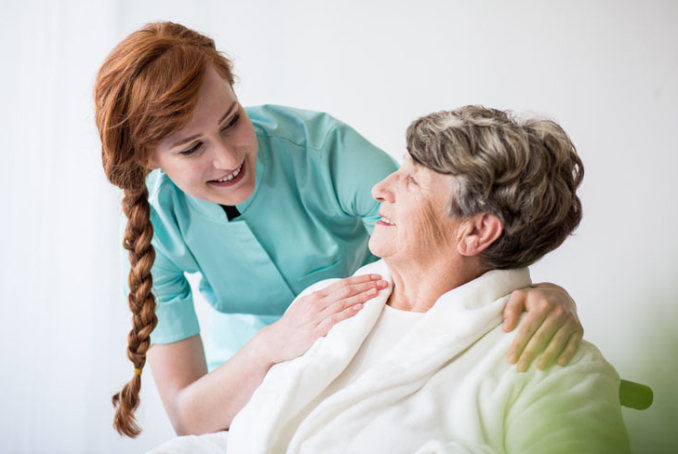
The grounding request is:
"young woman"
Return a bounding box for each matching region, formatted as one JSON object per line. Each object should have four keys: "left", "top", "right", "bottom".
{"left": 94, "top": 22, "right": 584, "bottom": 437}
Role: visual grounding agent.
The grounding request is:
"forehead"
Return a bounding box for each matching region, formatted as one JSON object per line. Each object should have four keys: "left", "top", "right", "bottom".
{"left": 402, "top": 153, "right": 422, "bottom": 173}
{"left": 402, "top": 153, "right": 430, "bottom": 176}
{"left": 187, "top": 68, "right": 236, "bottom": 125}
{"left": 157, "top": 69, "right": 237, "bottom": 149}
{"left": 404, "top": 156, "right": 452, "bottom": 195}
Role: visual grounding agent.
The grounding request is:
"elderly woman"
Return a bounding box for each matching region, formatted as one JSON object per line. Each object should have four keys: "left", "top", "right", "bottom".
{"left": 151, "top": 106, "right": 629, "bottom": 453}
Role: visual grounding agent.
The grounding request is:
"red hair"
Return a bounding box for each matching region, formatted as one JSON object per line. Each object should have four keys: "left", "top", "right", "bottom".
{"left": 93, "top": 22, "right": 234, "bottom": 437}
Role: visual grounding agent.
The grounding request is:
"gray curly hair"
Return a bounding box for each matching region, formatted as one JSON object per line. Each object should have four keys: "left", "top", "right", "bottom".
{"left": 406, "top": 105, "right": 584, "bottom": 270}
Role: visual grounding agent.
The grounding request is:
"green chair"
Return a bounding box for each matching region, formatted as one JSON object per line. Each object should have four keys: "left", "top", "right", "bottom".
{"left": 619, "top": 379, "right": 653, "bottom": 410}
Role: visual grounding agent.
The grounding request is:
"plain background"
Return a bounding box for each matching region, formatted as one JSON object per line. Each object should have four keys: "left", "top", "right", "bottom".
{"left": 1, "top": 1, "right": 676, "bottom": 452}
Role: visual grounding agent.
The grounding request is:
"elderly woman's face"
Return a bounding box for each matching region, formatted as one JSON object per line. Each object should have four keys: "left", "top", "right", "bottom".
{"left": 369, "top": 155, "right": 462, "bottom": 265}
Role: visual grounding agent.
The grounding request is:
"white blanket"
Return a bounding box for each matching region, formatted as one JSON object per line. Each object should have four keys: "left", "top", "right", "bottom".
{"left": 147, "top": 431, "right": 229, "bottom": 454}
{"left": 227, "top": 260, "right": 629, "bottom": 453}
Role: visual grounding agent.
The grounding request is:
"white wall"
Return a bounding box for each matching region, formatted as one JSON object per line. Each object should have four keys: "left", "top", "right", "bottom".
{"left": 1, "top": 0, "right": 676, "bottom": 452}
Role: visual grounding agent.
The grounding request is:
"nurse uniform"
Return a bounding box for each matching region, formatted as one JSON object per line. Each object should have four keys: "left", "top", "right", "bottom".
{"left": 130, "top": 105, "right": 398, "bottom": 369}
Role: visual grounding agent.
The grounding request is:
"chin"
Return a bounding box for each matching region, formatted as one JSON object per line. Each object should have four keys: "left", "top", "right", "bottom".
{"left": 224, "top": 184, "right": 256, "bottom": 205}
{"left": 200, "top": 183, "right": 252, "bottom": 206}
{"left": 368, "top": 236, "right": 388, "bottom": 258}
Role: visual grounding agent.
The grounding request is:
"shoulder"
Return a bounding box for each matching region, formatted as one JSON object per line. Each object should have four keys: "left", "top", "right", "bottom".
{"left": 245, "top": 104, "right": 364, "bottom": 151}
{"left": 492, "top": 327, "right": 628, "bottom": 452}
{"left": 288, "top": 260, "right": 390, "bottom": 311}
{"left": 466, "top": 318, "right": 621, "bottom": 405}
{"left": 509, "top": 313, "right": 619, "bottom": 378}
{"left": 491, "top": 321, "right": 621, "bottom": 407}
{"left": 552, "top": 340, "right": 621, "bottom": 386}
{"left": 146, "top": 169, "right": 181, "bottom": 206}
{"left": 144, "top": 169, "right": 189, "bottom": 233}
{"left": 492, "top": 317, "right": 619, "bottom": 379}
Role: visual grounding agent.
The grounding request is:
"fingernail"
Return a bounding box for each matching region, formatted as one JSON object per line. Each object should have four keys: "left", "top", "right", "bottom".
{"left": 517, "top": 362, "right": 527, "bottom": 372}
{"left": 354, "top": 303, "right": 363, "bottom": 311}
{"left": 508, "top": 352, "right": 517, "bottom": 363}
{"left": 377, "top": 280, "right": 388, "bottom": 288}
{"left": 371, "top": 274, "right": 381, "bottom": 280}
{"left": 367, "top": 288, "right": 377, "bottom": 295}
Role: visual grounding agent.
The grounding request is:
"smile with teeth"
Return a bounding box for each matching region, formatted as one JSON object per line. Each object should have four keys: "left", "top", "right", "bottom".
{"left": 380, "top": 216, "right": 395, "bottom": 226}
{"left": 215, "top": 165, "right": 242, "bottom": 182}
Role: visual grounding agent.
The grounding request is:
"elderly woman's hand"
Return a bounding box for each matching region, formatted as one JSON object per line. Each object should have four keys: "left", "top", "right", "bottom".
{"left": 502, "top": 283, "right": 583, "bottom": 372}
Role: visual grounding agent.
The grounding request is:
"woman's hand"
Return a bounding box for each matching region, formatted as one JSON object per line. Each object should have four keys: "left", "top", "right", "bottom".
{"left": 148, "top": 273, "right": 386, "bottom": 436}
{"left": 502, "top": 283, "right": 583, "bottom": 372}
{"left": 260, "top": 274, "right": 389, "bottom": 364}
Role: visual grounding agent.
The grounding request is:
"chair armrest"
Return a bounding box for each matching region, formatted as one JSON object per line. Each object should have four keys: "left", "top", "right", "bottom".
{"left": 619, "top": 379, "right": 653, "bottom": 410}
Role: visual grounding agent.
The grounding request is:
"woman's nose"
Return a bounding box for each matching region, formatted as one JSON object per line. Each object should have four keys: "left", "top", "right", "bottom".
{"left": 211, "top": 141, "right": 241, "bottom": 170}
{"left": 372, "top": 172, "right": 396, "bottom": 203}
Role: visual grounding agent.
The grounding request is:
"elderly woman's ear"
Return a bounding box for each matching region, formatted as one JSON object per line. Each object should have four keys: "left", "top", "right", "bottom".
{"left": 456, "top": 214, "right": 503, "bottom": 257}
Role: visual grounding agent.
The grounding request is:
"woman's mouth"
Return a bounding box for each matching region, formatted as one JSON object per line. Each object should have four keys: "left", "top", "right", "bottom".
{"left": 377, "top": 215, "right": 395, "bottom": 226}
{"left": 209, "top": 160, "right": 246, "bottom": 187}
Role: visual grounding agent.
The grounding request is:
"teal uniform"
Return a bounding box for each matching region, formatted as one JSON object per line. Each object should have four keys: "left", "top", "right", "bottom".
{"left": 138, "top": 105, "right": 398, "bottom": 370}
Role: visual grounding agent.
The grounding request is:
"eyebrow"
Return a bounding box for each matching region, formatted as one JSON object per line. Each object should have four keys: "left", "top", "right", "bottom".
{"left": 169, "top": 101, "right": 239, "bottom": 149}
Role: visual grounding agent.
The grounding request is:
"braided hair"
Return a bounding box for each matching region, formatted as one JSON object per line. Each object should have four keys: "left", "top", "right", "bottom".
{"left": 93, "top": 22, "right": 234, "bottom": 437}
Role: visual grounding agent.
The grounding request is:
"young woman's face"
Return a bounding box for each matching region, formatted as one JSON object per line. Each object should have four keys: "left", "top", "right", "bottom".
{"left": 150, "top": 66, "right": 258, "bottom": 206}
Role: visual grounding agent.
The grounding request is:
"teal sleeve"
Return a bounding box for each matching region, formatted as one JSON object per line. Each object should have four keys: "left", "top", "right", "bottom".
{"left": 146, "top": 244, "right": 200, "bottom": 345}
{"left": 119, "top": 205, "right": 200, "bottom": 345}
{"left": 323, "top": 120, "right": 399, "bottom": 234}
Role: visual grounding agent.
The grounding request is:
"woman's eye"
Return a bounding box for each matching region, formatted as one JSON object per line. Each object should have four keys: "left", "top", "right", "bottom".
{"left": 221, "top": 113, "right": 240, "bottom": 132}
{"left": 180, "top": 142, "right": 202, "bottom": 156}
{"left": 408, "top": 174, "right": 418, "bottom": 185}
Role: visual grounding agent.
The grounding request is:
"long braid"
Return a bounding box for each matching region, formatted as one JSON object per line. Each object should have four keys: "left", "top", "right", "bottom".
{"left": 111, "top": 183, "right": 158, "bottom": 437}
{"left": 95, "top": 21, "right": 236, "bottom": 437}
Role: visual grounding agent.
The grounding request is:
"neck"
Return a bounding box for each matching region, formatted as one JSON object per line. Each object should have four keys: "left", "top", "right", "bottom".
{"left": 385, "top": 257, "right": 486, "bottom": 312}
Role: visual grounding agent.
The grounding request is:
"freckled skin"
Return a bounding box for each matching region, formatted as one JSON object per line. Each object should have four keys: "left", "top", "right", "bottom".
{"left": 149, "top": 66, "right": 259, "bottom": 206}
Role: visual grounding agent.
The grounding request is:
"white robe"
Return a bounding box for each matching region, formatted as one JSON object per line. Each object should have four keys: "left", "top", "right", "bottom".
{"left": 227, "top": 260, "right": 629, "bottom": 453}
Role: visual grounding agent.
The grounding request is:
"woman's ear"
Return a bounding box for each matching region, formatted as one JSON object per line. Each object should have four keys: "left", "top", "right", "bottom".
{"left": 145, "top": 160, "right": 160, "bottom": 170}
{"left": 138, "top": 155, "right": 159, "bottom": 170}
{"left": 457, "top": 213, "right": 503, "bottom": 257}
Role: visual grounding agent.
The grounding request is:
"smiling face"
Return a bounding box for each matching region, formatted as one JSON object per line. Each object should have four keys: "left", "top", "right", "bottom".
{"left": 149, "top": 65, "right": 258, "bottom": 206}
{"left": 369, "top": 154, "right": 463, "bottom": 266}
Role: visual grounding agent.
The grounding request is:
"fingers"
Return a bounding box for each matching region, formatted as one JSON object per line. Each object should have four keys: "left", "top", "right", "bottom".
{"left": 557, "top": 330, "right": 583, "bottom": 366}
{"left": 315, "top": 303, "right": 365, "bottom": 337}
{"left": 315, "top": 279, "right": 388, "bottom": 313}
{"left": 316, "top": 284, "right": 381, "bottom": 320}
{"left": 314, "top": 276, "right": 389, "bottom": 335}
{"left": 506, "top": 282, "right": 585, "bottom": 372}
{"left": 515, "top": 312, "right": 569, "bottom": 371}
{"left": 316, "top": 274, "right": 383, "bottom": 298}
{"left": 535, "top": 325, "right": 575, "bottom": 370}
{"left": 276, "top": 274, "right": 389, "bottom": 361}
{"left": 506, "top": 305, "right": 547, "bottom": 365}
{"left": 270, "top": 275, "right": 388, "bottom": 363}
{"left": 502, "top": 289, "right": 527, "bottom": 332}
